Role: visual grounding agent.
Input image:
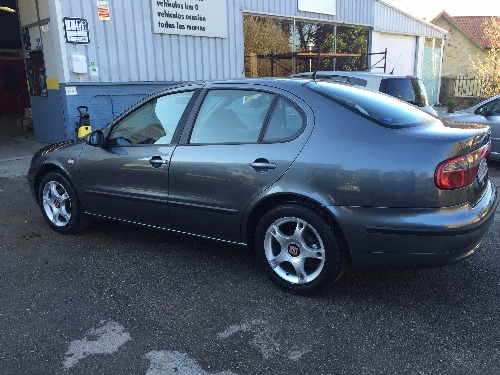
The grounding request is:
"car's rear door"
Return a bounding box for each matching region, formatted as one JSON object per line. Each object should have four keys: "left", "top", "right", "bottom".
{"left": 168, "top": 83, "right": 313, "bottom": 243}
{"left": 79, "top": 89, "right": 198, "bottom": 227}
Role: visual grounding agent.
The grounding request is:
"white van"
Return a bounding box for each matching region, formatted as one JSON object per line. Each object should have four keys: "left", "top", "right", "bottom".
{"left": 290, "top": 71, "right": 438, "bottom": 116}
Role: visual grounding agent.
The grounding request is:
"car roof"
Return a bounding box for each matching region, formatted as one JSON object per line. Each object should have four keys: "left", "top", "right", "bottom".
{"left": 291, "top": 71, "right": 417, "bottom": 79}
{"left": 468, "top": 93, "right": 500, "bottom": 110}
{"left": 144, "top": 78, "right": 314, "bottom": 99}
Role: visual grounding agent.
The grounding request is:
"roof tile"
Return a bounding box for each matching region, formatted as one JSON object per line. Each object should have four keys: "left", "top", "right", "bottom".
{"left": 452, "top": 16, "right": 497, "bottom": 48}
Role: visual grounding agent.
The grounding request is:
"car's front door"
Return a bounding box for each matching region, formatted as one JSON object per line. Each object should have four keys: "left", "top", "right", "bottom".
{"left": 476, "top": 98, "right": 500, "bottom": 156}
{"left": 168, "top": 85, "right": 313, "bottom": 243}
{"left": 79, "top": 90, "right": 197, "bottom": 227}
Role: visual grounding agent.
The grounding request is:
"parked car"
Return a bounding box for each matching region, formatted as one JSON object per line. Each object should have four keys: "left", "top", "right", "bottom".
{"left": 440, "top": 94, "right": 500, "bottom": 161}
{"left": 290, "top": 71, "right": 438, "bottom": 116}
{"left": 27, "top": 79, "right": 497, "bottom": 295}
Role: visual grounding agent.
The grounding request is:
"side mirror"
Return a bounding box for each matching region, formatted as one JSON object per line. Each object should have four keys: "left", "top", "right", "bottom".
{"left": 86, "top": 130, "right": 104, "bottom": 146}
{"left": 477, "top": 107, "right": 491, "bottom": 116}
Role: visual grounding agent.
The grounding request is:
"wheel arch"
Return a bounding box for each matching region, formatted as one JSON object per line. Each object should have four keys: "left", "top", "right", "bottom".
{"left": 244, "top": 193, "right": 351, "bottom": 264}
{"left": 33, "top": 164, "right": 70, "bottom": 203}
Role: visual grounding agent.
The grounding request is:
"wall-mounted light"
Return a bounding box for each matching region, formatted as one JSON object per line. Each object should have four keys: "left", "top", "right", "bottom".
{"left": 0, "top": 5, "right": 16, "bottom": 13}
{"left": 306, "top": 41, "right": 316, "bottom": 52}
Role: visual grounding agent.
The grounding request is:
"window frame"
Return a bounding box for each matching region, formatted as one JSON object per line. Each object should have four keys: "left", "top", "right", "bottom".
{"left": 186, "top": 88, "right": 307, "bottom": 145}
{"left": 102, "top": 88, "right": 200, "bottom": 147}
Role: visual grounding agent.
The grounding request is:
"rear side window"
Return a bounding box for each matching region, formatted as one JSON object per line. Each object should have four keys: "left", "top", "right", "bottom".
{"left": 380, "top": 78, "right": 430, "bottom": 107}
{"left": 307, "top": 82, "right": 435, "bottom": 128}
{"left": 190, "top": 90, "right": 306, "bottom": 144}
{"left": 190, "top": 90, "right": 274, "bottom": 144}
{"left": 263, "top": 98, "right": 305, "bottom": 142}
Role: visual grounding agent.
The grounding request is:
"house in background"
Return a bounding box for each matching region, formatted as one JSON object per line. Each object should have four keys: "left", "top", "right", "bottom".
{"left": 431, "top": 11, "right": 494, "bottom": 77}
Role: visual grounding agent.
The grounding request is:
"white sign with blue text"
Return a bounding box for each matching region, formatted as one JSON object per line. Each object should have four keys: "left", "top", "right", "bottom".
{"left": 152, "top": 0, "right": 228, "bottom": 38}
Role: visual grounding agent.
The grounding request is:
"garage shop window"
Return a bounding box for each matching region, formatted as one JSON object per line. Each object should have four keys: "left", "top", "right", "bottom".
{"left": 243, "top": 15, "right": 369, "bottom": 77}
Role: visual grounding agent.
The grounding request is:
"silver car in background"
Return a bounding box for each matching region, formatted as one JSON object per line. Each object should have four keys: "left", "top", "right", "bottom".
{"left": 290, "top": 71, "right": 438, "bottom": 116}
{"left": 27, "top": 79, "right": 498, "bottom": 295}
{"left": 441, "top": 94, "right": 500, "bottom": 161}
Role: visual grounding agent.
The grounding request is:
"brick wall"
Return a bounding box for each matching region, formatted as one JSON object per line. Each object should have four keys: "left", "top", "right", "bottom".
{"left": 433, "top": 18, "right": 488, "bottom": 77}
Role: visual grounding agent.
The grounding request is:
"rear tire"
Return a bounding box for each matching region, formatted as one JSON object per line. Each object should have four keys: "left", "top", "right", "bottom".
{"left": 38, "top": 172, "right": 89, "bottom": 234}
{"left": 255, "top": 204, "right": 344, "bottom": 295}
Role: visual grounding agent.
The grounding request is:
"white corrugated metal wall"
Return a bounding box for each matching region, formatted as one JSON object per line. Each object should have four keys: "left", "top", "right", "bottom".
{"left": 241, "top": 0, "right": 373, "bottom": 26}
{"left": 59, "top": 0, "right": 378, "bottom": 84}
{"left": 61, "top": 0, "right": 243, "bottom": 83}
{"left": 57, "top": 0, "right": 445, "bottom": 84}
{"left": 374, "top": 1, "right": 445, "bottom": 37}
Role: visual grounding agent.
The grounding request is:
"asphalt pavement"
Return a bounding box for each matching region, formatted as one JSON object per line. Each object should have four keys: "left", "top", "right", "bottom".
{"left": 0, "top": 131, "right": 499, "bottom": 374}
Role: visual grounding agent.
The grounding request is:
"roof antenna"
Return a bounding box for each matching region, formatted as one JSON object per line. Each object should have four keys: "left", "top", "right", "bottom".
{"left": 311, "top": 69, "right": 318, "bottom": 83}
{"left": 390, "top": 52, "right": 403, "bottom": 75}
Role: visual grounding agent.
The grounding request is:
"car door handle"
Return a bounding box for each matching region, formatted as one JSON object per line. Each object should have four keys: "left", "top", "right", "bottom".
{"left": 251, "top": 159, "right": 277, "bottom": 173}
{"left": 148, "top": 156, "right": 169, "bottom": 168}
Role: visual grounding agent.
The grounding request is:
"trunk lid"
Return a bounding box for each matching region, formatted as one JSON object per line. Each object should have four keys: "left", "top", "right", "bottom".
{"left": 401, "top": 120, "right": 492, "bottom": 207}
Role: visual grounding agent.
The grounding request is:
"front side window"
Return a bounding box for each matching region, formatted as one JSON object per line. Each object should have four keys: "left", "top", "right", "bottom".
{"left": 108, "top": 91, "right": 194, "bottom": 146}
{"left": 190, "top": 90, "right": 274, "bottom": 144}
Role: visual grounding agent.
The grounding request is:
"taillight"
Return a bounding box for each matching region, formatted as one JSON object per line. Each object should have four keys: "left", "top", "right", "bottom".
{"left": 435, "top": 143, "right": 491, "bottom": 190}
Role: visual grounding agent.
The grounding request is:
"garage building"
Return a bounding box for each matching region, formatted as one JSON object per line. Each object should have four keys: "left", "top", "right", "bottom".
{"left": 0, "top": 0, "right": 446, "bottom": 142}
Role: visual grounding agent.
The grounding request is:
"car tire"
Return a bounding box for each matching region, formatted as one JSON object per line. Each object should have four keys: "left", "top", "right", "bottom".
{"left": 38, "top": 172, "right": 89, "bottom": 234}
{"left": 255, "top": 204, "right": 344, "bottom": 295}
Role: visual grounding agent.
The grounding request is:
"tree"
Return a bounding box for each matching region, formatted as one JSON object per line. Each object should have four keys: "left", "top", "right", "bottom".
{"left": 243, "top": 16, "right": 292, "bottom": 77}
{"left": 471, "top": 17, "right": 500, "bottom": 97}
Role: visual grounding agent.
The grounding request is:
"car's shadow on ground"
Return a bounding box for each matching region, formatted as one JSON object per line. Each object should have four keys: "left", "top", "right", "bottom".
{"left": 83, "top": 218, "right": 499, "bottom": 310}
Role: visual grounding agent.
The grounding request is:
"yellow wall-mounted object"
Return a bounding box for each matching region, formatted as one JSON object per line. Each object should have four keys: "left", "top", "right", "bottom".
{"left": 77, "top": 126, "right": 92, "bottom": 137}
{"left": 46, "top": 78, "right": 59, "bottom": 90}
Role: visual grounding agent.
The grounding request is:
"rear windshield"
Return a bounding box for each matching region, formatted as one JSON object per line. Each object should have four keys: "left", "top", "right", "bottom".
{"left": 306, "top": 82, "right": 436, "bottom": 128}
{"left": 380, "top": 78, "right": 430, "bottom": 107}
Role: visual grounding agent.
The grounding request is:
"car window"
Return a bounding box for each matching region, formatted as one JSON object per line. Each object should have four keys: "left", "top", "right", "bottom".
{"left": 479, "top": 98, "right": 500, "bottom": 115}
{"left": 190, "top": 90, "right": 274, "bottom": 144}
{"left": 379, "top": 78, "right": 430, "bottom": 107}
{"left": 324, "top": 75, "right": 368, "bottom": 87}
{"left": 263, "top": 98, "right": 305, "bottom": 142}
{"left": 108, "top": 91, "right": 194, "bottom": 146}
{"left": 307, "top": 82, "right": 435, "bottom": 128}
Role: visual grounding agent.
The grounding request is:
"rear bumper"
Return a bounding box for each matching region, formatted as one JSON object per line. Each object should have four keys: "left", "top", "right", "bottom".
{"left": 329, "top": 180, "right": 498, "bottom": 270}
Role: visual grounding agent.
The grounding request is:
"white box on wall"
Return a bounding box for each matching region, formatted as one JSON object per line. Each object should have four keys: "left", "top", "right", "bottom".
{"left": 70, "top": 54, "right": 87, "bottom": 74}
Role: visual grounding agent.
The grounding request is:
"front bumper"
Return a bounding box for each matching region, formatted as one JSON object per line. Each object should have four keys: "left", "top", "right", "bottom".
{"left": 27, "top": 162, "right": 37, "bottom": 202}
{"left": 330, "top": 180, "right": 498, "bottom": 270}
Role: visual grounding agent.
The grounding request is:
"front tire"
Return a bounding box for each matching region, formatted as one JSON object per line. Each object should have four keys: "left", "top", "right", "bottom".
{"left": 38, "top": 172, "right": 89, "bottom": 234}
{"left": 255, "top": 204, "right": 344, "bottom": 295}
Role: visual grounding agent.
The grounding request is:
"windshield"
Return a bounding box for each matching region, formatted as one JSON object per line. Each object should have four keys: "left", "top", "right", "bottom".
{"left": 380, "top": 78, "right": 430, "bottom": 107}
{"left": 307, "top": 82, "right": 436, "bottom": 128}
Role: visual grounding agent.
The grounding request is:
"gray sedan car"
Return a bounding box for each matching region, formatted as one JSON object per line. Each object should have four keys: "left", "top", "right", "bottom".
{"left": 27, "top": 79, "right": 498, "bottom": 295}
{"left": 441, "top": 94, "right": 500, "bottom": 161}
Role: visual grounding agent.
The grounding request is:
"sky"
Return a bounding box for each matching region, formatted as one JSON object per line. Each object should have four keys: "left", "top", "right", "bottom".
{"left": 385, "top": 0, "right": 500, "bottom": 20}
